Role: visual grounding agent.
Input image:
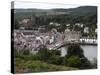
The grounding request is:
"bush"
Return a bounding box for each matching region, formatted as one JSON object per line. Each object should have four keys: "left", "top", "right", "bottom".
{"left": 49, "top": 50, "right": 61, "bottom": 56}
{"left": 91, "top": 58, "right": 97, "bottom": 68}
{"left": 67, "top": 56, "right": 81, "bottom": 68}
{"left": 14, "top": 48, "right": 19, "bottom": 57}
{"left": 37, "top": 47, "right": 52, "bottom": 61}
{"left": 62, "top": 56, "right": 68, "bottom": 65}
{"left": 14, "top": 48, "right": 30, "bottom": 57}
{"left": 22, "top": 49, "right": 30, "bottom": 55}
{"left": 48, "top": 55, "right": 63, "bottom": 65}
{"left": 80, "top": 57, "right": 92, "bottom": 69}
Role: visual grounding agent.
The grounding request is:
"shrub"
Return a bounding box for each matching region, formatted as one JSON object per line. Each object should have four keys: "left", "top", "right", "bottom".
{"left": 80, "top": 57, "right": 92, "bottom": 69}
{"left": 49, "top": 50, "right": 61, "bottom": 56}
{"left": 48, "top": 55, "right": 63, "bottom": 65}
{"left": 37, "top": 47, "right": 52, "bottom": 61}
{"left": 22, "top": 49, "right": 30, "bottom": 55}
{"left": 67, "top": 56, "right": 81, "bottom": 68}
{"left": 14, "top": 48, "right": 19, "bottom": 57}
{"left": 91, "top": 58, "right": 97, "bottom": 68}
{"left": 62, "top": 56, "right": 68, "bottom": 65}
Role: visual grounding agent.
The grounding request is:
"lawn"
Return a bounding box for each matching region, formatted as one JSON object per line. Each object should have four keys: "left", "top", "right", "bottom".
{"left": 14, "top": 57, "right": 78, "bottom": 73}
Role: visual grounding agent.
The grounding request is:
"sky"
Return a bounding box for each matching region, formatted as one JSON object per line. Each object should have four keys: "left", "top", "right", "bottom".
{"left": 12, "top": 1, "right": 84, "bottom": 9}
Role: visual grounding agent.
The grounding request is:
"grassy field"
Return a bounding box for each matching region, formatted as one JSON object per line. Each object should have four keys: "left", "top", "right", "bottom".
{"left": 14, "top": 57, "right": 78, "bottom": 73}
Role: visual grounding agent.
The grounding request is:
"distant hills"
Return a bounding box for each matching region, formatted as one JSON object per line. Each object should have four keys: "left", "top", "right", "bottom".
{"left": 12, "top": 6, "right": 97, "bottom": 34}
{"left": 12, "top": 6, "right": 97, "bottom": 20}
{"left": 13, "top": 6, "right": 97, "bottom": 14}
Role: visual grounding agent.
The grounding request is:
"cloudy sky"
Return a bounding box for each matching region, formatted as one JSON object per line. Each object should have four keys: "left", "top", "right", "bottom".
{"left": 12, "top": 1, "right": 84, "bottom": 9}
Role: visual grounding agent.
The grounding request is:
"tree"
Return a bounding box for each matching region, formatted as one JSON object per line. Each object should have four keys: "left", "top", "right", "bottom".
{"left": 67, "top": 44, "right": 84, "bottom": 58}
{"left": 65, "top": 44, "right": 92, "bottom": 69}
{"left": 49, "top": 50, "right": 61, "bottom": 56}
{"left": 48, "top": 55, "right": 63, "bottom": 65}
{"left": 37, "top": 47, "right": 51, "bottom": 61}
{"left": 14, "top": 19, "right": 19, "bottom": 29}
{"left": 80, "top": 57, "right": 92, "bottom": 69}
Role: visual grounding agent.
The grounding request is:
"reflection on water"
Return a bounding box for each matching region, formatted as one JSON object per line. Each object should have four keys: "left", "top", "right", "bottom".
{"left": 61, "top": 45, "right": 97, "bottom": 61}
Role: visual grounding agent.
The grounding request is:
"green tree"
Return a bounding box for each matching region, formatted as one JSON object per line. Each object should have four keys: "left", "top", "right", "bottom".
{"left": 14, "top": 19, "right": 19, "bottom": 29}
{"left": 80, "top": 57, "right": 92, "bottom": 69}
{"left": 67, "top": 44, "right": 84, "bottom": 58}
{"left": 22, "top": 49, "right": 30, "bottom": 55}
{"left": 48, "top": 55, "right": 63, "bottom": 65}
{"left": 65, "top": 44, "right": 92, "bottom": 69}
{"left": 67, "top": 56, "right": 81, "bottom": 68}
{"left": 37, "top": 47, "right": 51, "bottom": 61}
{"left": 49, "top": 50, "right": 61, "bottom": 56}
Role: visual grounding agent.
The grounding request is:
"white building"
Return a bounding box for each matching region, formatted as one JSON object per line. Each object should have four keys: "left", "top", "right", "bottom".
{"left": 64, "top": 30, "right": 81, "bottom": 43}
{"left": 84, "top": 27, "right": 89, "bottom": 33}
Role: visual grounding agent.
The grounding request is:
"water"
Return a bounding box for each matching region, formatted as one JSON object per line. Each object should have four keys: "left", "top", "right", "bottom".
{"left": 60, "top": 45, "right": 97, "bottom": 61}
{"left": 81, "top": 45, "right": 97, "bottom": 61}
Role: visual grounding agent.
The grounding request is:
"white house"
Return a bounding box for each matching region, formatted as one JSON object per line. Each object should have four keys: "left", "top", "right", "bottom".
{"left": 84, "top": 27, "right": 89, "bottom": 33}
{"left": 64, "top": 30, "right": 81, "bottom": 43}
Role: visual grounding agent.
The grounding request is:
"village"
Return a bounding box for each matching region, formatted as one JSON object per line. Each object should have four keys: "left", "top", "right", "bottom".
{"left": 13, "top": 24, "right": 97, "bottom": 54}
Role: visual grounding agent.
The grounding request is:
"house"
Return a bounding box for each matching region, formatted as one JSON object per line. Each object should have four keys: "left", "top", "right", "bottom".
{"left": 64, "top": 29, "right": 81, "bottom": 43}
{"left": 19, "top": 19, "right": 30, "bottom": 24}
{"left": 84, "top": 27, "right": 89, "bottom": 33}
{"left": 49, "top": 22, "right": 60, "bottom": 26}
{"left": 95, "top": 28, "right": 97, "bottom": 33}
{"left": 75, "top": 23, "right": 84, "bottom": 28}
